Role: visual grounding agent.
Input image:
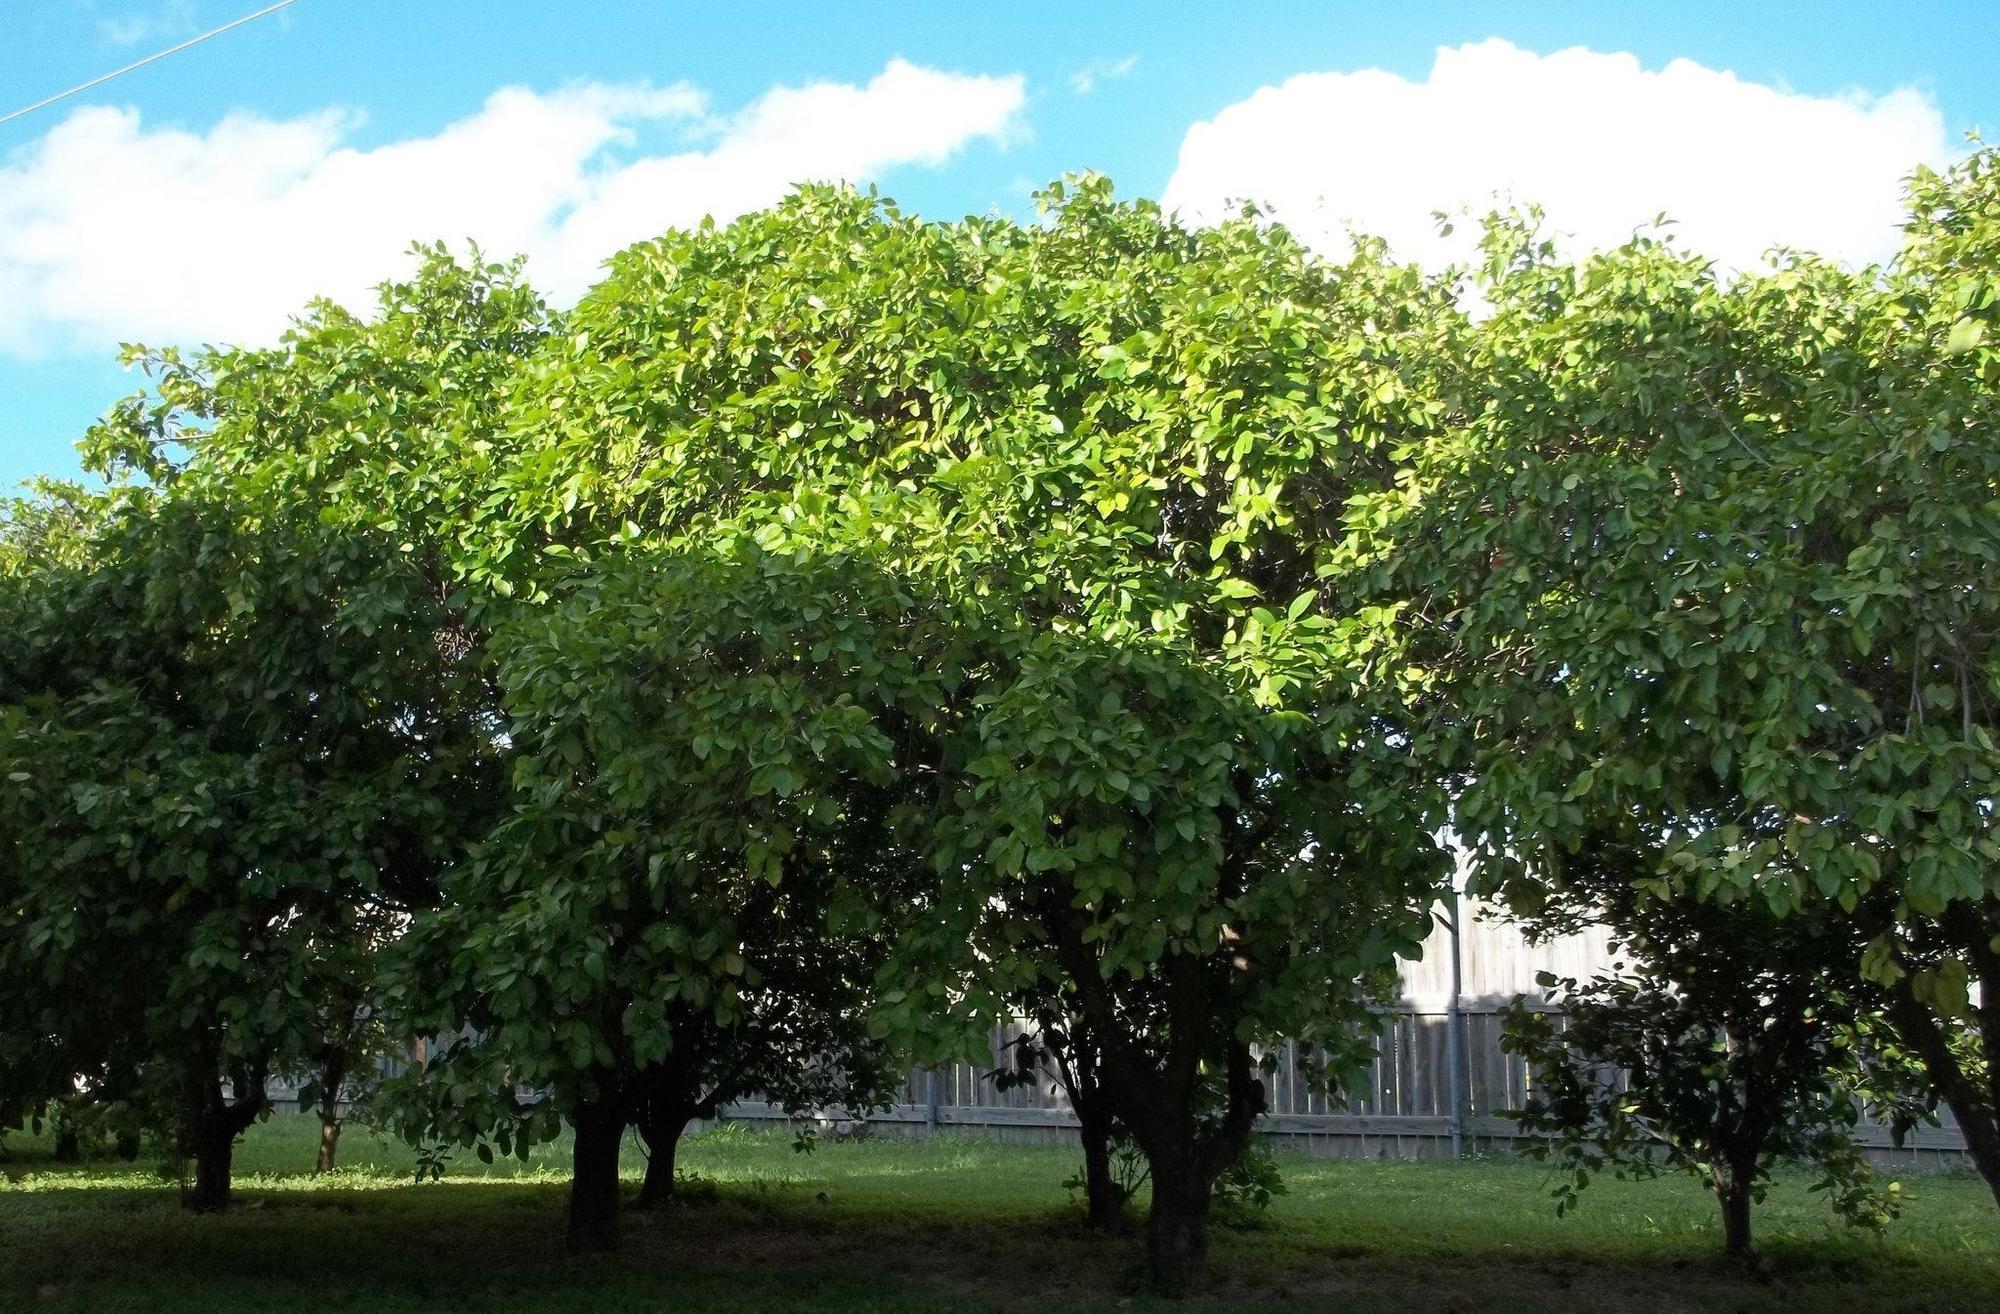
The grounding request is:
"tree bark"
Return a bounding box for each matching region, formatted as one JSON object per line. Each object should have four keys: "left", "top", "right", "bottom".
{"left": 1885, "top": 982, "right": 2000, "bottom": 1207}
{"left": 1048, "top": 916, "right": 1267, "bottom": 1293}
{"left": 316, "top": 1112, "right": 343, "bottom": 1175}
{"left": 1039, "top": 1010, "right": 1127, "bottom": 1231}
{"left": 315, "top": 1047, "right": 349, "bottom": 1174}
{"left": 51, "top": 1116, "right": 80, "bottom": 1163}
{"left": 1077, "top": 1108, "right": 1125, "bottom": 1231}
{"left": 635, "top": 1109, "right": 687, "bottom": 1209}
{"left": 186, "top": 1117, "right": 236, "bottom": 1213}
{"left": 1145, "top": 1153, "right": 1214, "bottom": 1293}
{"left": 1713, "top": 1163, "right": 1755, "bottom": 1262}
{"left": 181, "top": 1058, "right": 266, "bottom": 1213}
{"left": 567, "top": 1098, "right": 626, "bottom": 1252}
{"left": 1132, "top": 1042, "right": 1267, "bottom": 1291}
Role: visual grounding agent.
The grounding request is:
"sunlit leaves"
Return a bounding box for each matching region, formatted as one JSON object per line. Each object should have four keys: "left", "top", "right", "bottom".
{"left": 0, "top": 250, "right": 538, "bottom": 1150}
{"left": 1366, "top": 149, "right": 2000, "bottom": 1184}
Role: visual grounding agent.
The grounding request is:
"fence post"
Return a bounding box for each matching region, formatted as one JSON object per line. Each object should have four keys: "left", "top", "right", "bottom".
{"left": 1445, "top": 868, "right": 1468, "bottom": 1159}
{"left": 924, "top": 1067, "right": 940, "bottom": 1138}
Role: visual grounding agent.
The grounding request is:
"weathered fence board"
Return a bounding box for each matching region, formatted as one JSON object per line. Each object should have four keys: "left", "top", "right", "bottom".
{"left": 715, "top": 1006, "right": 1970, "bottom": 1166}
{"left": 275, "top": 999, "right": 1967, "bottom": 1168}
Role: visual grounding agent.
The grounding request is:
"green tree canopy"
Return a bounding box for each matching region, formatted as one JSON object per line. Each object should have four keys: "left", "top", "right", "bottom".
{"left": 474, "top": 177, "right": 1462, "bottom": 1288}
{"left": 0, "top": 250, "right": 543, "bottom": 1207}
{"left": 387, "top": 543, "right": 927, "bottom": 1250}
{"left": 1363, "top": 150, "right": 2000, "bottom": 1201}
{"left": 1503, "top": 826, "right": 1910, "bottom": 1261}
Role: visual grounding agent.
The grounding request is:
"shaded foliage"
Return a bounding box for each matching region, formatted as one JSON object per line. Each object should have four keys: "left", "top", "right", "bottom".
{"left": 1502, "top": 833, "right": 1920, "bottom": 1259}
{"left": 1361, "top": 149, "right": 2000, "bottom": 1206}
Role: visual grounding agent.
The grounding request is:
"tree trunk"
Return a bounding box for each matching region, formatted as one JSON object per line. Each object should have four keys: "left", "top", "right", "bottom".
{"left": 181, "top": 1062, "right": 264, "bottom": 1213}
{"left": 1145, "top": 1155, "right": 1214, "bottom": 1293}
{"left": 1078, "top": 1112, "right": 1125, "bottom": 1231}
{"left": 1137, "top": 1038, "right": 1265, "bottom": 1292}
{"left": 1964, "top": 1100, "right": 2000, "bottom": 1210}
{"left": 1046, "top": 920, "right": 1266, "bottom": 1293}
{"left": 635, "top": 1105, "right": 688, "bottom": 1210}
{"left": 1885, "top": 983, "right": 2000, "bottom": 1207}
{"left": 52, "top": 1116, "right": 80, "bottom": 1163}
{"left": 567, "top": 1099, "right": 625, "bottom": 1253}
{"left": 185, "top": 1116, "right": 236, "bottom": 1213}
{"left": 1713, "top": 1164, "right": 1754, "bottom": 1262}
{"left": 1042, "top": 1011, "right": 1126, "bottom": 1232}
{"left": 315, "top": 1048, "right": 349, "bottom": 1173}
{"left": 316, "top": 1114, "right": 343, "bottom": 1175}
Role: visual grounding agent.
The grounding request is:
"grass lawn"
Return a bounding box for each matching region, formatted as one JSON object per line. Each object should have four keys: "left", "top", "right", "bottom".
{"left": 2, "top": 1115, "right": 1996, "bottom": 1312}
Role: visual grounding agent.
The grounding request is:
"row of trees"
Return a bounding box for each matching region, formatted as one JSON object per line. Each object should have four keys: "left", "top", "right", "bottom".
{"left": 2, "top": 152, "right": 1997, "bottom": 1291}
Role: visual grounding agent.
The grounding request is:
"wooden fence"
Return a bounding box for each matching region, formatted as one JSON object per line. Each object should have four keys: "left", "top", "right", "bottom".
{"left": 724, "top": 1006, "right": 1972, "bottom": 1169}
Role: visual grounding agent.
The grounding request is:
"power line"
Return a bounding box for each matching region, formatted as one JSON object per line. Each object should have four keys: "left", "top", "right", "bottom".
{"left": 0, "top": 0, "right": 306, "bottom": 129}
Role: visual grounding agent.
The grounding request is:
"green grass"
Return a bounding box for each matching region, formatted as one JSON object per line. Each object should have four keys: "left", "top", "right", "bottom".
{"left": 2, "top": 1115, "right": 1996, "bottom": 1312}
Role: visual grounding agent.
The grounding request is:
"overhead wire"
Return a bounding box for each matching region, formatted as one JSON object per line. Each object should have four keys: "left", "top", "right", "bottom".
{"left": 0, "top": 0, "right": 306, "bottom": 129}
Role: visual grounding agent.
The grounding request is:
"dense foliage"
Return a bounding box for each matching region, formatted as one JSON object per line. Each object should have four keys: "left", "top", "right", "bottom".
{"left": 0, "top": 254, "right": 537, "bottom": 1206}
{"left": 386, "top": 547, "right": 920, "bottom": 1249}
{"left": 1361, "top": 149, "right": 2000, "bottom": 1210}
{"left": 5, "top": 150, "right": 2000, "bottom": 1292}
{"left": 478, "top": 178, "right": 1458, "bottom": 1285}
{"left": 1500, "top": 830, "right": 1917, "bottom": 1259}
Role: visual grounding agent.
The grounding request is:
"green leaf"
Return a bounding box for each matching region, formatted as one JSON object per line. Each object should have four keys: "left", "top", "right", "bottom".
{"left": 1945, "top": 316, "right": 1986, "bottom": 354}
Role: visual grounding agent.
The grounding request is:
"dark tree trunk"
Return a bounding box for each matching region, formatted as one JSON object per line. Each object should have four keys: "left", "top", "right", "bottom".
{"left": 1714, "top": 1163, "right": 1755, "bottom": 1261}
{"left": 181, "top": 1059, "right": 265, "bottom": 1213}
{"left": 1120, "top": 1070, "right": 1260, "bottom": 1290}
{"left": 315, "top": 1048, "right": 349, "bottom": 1174}
{"left": 1965, "top": 1104, "right": 2000, "bottom": 1210}
{"left": 631, "top": 1044, "right": 719, "bottom": 1212}
{"left": 1078, "top": 1110, "right": 1125, "bottom": 1231}
{"left": 1886, "top": 977, "right": 2000, "bottom": 1207}
{"left": 316, "top": 1114, "right": 343, "bottom": 1175}
{"left": 1136, "top": 1036, "right": 1267, "bottom": 1292}
{"left": 186, "top": 1117, "right": 235, "bottom": 1213}
{"left": 1041, "top": 1011, "right": 1127, "bottom": 1231}
{"left": 1145, "top": 1154, "right": 1215, "bottom": 1293}
{"left": 52, "top": 1116, "right": 80, "bottom": 1163}
{"left": 635, "top": 1104, "right": 688, "bottom": 1210}
{"left": 567, "top": 1099, "right": 626, "bottom": 1253}
{"left": 1050, "top": 915, "right": 1267, "bottom": 1294}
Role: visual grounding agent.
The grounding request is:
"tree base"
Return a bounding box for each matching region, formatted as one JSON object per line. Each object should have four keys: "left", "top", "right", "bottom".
{"left": 566, "top": 1100, "right": 626, "bottom": 1253}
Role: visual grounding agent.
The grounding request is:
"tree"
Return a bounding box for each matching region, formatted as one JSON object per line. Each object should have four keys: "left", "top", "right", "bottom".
{"left": 919, "top": 620, "right": 1438, "bottom": 1290}
{"left": 288, "top": 906, "right": 401, "bottom": 1174}
{"left": 0, "top": 504, "right": 459, "bottom": 1207}
{"left": 0, "top": 487, "right": 120, "bottom": 1152}
{"left": 1358, "top": 152, "right": 2000, "bottom": 1205}
{"left": 1502, "top": 831, "right": 1905, "bottom": 1261}
{"left": 992, "top": 985, "right": 1136, "bottom": 1231}
{"left": 0, "top": 250, "right": 540, "bottom": 1207}
{"left": 385, "top": 546, "right": 920, "bottom": 1252}
{"left": 494, "top": 178, "right": 1461, "bottom": 1289}
{"left": 994, "top": 984, "right": 1294, "bottom": 1236}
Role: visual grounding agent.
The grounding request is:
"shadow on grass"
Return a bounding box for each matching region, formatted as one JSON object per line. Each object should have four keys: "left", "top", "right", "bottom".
{"left": 3, "top": 1136, "right": 1998, "bottom": 1313}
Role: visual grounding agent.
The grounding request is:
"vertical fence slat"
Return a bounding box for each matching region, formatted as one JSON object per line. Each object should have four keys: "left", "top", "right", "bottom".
{"left": 686, "top": 1004, "right": 1961, "bottom": 1162}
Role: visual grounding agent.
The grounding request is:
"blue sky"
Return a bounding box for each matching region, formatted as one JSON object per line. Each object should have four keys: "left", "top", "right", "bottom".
{"left": 4, "top": 0, "right": 1997, "bottom": 489}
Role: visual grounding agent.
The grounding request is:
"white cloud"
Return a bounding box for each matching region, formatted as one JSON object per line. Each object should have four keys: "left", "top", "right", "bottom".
{"left": 95, "top": 1, "right": 195, "bottom": 49}
{"left": 0, "top": 58, "right": 1025, "bottom": 355}
{"left": 1163, "top": 39, "right": 1951, "bottom": 272}
{"left": 1070, "top": 55, "right": 1138, "bottom": 96}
